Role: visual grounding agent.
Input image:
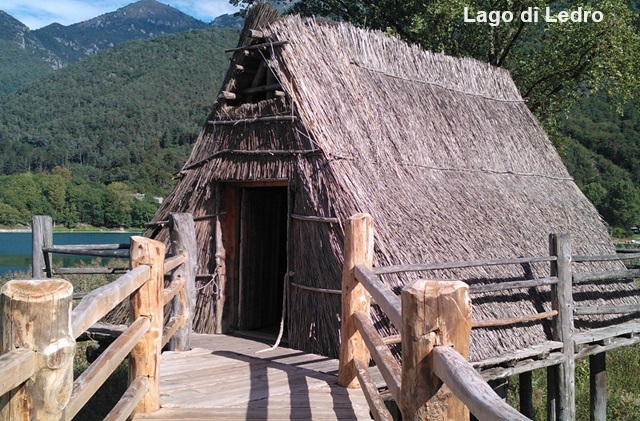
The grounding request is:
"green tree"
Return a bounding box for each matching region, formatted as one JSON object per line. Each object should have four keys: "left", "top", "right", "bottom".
{"left": 233, "top": 0, "right": 640, "bottom": 122}
{"left": 104, "top": 182, "right": 134, "bottom": 227}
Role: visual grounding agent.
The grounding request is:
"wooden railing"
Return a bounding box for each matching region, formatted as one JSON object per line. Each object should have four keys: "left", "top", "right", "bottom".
{"left": 337, "top": 213, "right": 640, "bottom": 421}
{"left": 0, "top": 213, "right": 197, "bottom": 420}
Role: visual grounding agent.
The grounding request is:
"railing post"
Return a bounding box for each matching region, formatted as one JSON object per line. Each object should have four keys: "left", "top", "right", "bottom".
{"left": 129, "top": 236, "right": 165, "bottom": 414}
{"left": 167, "top": 213, "right": 198, "bottom": 351}
{"left": 338, "top": 213, "right": 374, "bottom": 388}
{"left": 400, "top": 280, "right": 471, "bottom": 420}
{"left": 1, "top": 279, "right": 75, "bottom": 420}
{"left": 32, "top": 215, "right": 53, "bottom": 278}
{"left": 589, "top": 352, "right": 606, "bottom": 421}
{"left": 548, "top": 233, "right": 575, "bottom": 421}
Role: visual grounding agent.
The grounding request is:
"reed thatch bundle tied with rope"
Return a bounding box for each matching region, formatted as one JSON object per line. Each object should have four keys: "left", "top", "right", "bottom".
{"left": 145, "top": 3, "right": 639, "bottom": 362}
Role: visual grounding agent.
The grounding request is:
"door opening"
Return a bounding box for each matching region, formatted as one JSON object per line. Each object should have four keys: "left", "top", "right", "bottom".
{"left": 238, "top": 186, "right": 288, "bottom": 338}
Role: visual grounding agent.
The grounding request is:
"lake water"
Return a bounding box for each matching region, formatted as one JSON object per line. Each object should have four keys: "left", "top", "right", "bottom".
{"left": 0, "top": 231, "right": 140, "bottom": 277}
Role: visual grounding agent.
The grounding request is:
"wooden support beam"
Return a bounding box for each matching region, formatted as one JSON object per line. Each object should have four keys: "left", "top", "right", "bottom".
{"left": 573, "top": 269, "right": 640, "bottom": 284}
{"left": 574, "top": 304, "right": 640, "bottom": 315}
{"left": 520, "top": 371, "right": 535, "bottom": 419}
{"left": 103, "top": 376, "right": 149, "bottom": 421}
{"left": 548, "top": 233, "right": 575, "bottom": 421}
{"left": 432, "top": 347, "right": 530, "bottom": 421}
{"left": 64, "top": 317, "right": 150, "bottom": 420}
{"left": 224, "top": 40, "right": 288, "bottom": 53}
{"left": 353, "top": 311, "right": 402, "bottom": 401}
{"left": 573, "top": 252, "right": 640, "bottom": 262}
{"left": 163, "top": 276, "right": 185, "bottom": 306}
{"left": 129, "top": 236, "right": 165, "bottom": 414}
{"left": 472, "top": 310, "right": 558, "bottom": 328}
{"left": 355, "top": 265, "right": 402, "bottom": 329}
{"left": 354, "top": 358, "right": 394, "bottom": 421}
{"left": 373, "top": 255, "right": 556, "bottom": 275}
{"left": 163, "top": 252, "right": 188, "bottom": 274}
{"left": 53, "top": 267, "right": 128, "bottom": 275}
{"left": 71, "top": 265, "right": 150, "bottom": 338}
{"left": 0, "top": 348, "right": 36, "bottom": 396}
{"left": 206, "top": 115, "right": 297, "bottom": 126}
{"left": 470, "top": 277, "right": 558, "bottom": 294}
{"left": 162, "top": 315, "right": 186, "bottom": 348}
{"left": 589, "top": 352, "right": 606, "bottom": 421}
{"left": 219, "top": 91, "right": 236, "bottom": 100}
{"left": 1, "top": 279, "right": 75, "bottom": 420}
{"left": 31, "top": 215, "right": 53, "bottom": 278}
{"left": 167, "top": 213, "right": 198, "bottom": 351}
{"left": 338, "top": 213, "right": 374, "bottom": 389}
{"left": 399, "top": 280, "right": 471, "bottom": 420}
{"left": 248, "top": 29, "right": 265, "bottom": 39}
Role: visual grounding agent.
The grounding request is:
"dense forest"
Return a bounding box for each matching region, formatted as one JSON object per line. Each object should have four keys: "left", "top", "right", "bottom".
{"left": 0, "top": 28, "right": 237, "bottom": 227}
{"left": 0, "top": 0, "right": 638, "bottom": 233}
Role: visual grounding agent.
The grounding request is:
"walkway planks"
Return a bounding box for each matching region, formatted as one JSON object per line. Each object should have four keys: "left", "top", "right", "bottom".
{"left": 134, "top": 334, "right": 373, "bottom": 420}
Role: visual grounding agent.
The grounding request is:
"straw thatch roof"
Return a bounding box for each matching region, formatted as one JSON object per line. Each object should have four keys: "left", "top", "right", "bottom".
{"left": 147, "top": 4, "right": 639, "bottom": 362}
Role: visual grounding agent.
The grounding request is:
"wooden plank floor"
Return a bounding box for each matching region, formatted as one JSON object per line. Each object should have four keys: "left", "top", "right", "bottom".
{"left": 134, "top": 334, "right": 372, "bottom": 420}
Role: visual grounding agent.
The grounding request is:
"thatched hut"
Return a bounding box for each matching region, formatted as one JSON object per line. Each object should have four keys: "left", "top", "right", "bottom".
{"left": 147, "top": 4, "right": 639, "bottom": 362}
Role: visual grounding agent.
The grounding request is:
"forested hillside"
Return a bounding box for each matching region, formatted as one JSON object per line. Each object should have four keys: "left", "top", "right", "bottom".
{"left": 0, "top": 0, "right": 638, "bottom": 232}
{"left": 0, "top": 0, "right": 212, "bottom": 97}
{"left": 0, "top": 28, "right": 238, "bottom": 227}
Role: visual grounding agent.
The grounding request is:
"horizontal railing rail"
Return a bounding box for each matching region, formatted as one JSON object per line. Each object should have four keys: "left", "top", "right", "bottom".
{"left": 2, "top": 213, "right": 197, "bottom": 420}
{"left": 338, "top": 214, "right": 532, "bottom": 420}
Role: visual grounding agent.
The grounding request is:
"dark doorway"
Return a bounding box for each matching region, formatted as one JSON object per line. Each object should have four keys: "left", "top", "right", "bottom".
{"left": 238, "top": 187, "right": 288, "bottom": 335}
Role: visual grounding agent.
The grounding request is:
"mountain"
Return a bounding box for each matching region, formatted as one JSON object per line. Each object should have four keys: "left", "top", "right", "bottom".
{"left": 0, "top": 0, "right": 209, "bottom": 96}
{"left": 0, "top": 28, "right": 237, "bottom": 190}
{"left": 210, "top": 14, "right": 245, "bottom": 29}
{"left": 30, "top": 0, "right": 208, "bottom": 64}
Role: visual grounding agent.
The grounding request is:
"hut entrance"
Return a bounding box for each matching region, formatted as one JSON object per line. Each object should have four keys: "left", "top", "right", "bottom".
{"left": 237, "top": 186, "right": 288, "bottom": 337}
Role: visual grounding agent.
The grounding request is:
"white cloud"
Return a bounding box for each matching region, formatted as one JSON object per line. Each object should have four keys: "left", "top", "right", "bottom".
{"left": 1, "top": 0, "right": 239, "bottom": 29}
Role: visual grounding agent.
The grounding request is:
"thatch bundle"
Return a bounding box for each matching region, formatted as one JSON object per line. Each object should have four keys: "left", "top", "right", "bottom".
{"left": 146, "top": 4, "right": 639, "bottom": 362}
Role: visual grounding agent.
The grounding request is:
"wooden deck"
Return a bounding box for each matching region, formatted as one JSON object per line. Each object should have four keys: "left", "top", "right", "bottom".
{"left": 134, "top": 333, "right": 373, "bottom": 420}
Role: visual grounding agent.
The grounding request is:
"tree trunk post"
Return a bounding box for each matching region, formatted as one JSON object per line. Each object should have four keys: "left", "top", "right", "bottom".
{"left": 1, "top": 279, "right": 75, "bottom": 420}
{"left": 338, "top": 213, "right": 374, "bottom": 388}
{"left": 520, "top": 371, "right": 535, "bottom": 419}
{"left": 548, "top": 233, "right": 575, "bottom": 421}
{"left": 129, "top": 236, "right": 165, "bottom": 414}
{"left": 400, "top": 279, "right": 471, "bottom": 420}
{"left": 589, "top": 352, "right": 606, "bottom": 421}
{"left": 167, "top": 213, "right": 198, "bottom": 351}
{"left": 32, "top": 215, "right": 53, "bottom": 278}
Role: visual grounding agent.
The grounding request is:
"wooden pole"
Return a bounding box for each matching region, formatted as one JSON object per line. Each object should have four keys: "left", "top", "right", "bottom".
{"left": 520, "top": 371, "right": 535, "bottom": 419}
{"left": 32, "top": 215, "right": 53, "bottom": 278}
{"left": 589, "top": 352, "right": 606, "bottom": 421}
{"left": 338, "top": 213, "right": 374, "bottom": 388}
{"left": 548, "top": 233, "right": 575, "bottom": 421}
{"left": 399, "top": 280, "right": 471, "bottom": 420}
{"left": 1, "top": 279, "right": 75, "bottom": 420}
{"left": 167, "top": 213, "right": 198, "bottom": 351}
{"left": 129, "top": 236, "right": 165, "bottom": 414}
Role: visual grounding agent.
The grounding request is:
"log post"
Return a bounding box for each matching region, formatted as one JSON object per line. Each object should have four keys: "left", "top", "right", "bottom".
{"left": 338, "top": 213, "right": 374, "bottom": 388}
{"left": 1, "top": 279, "right": 75, "bottom": 420}
{"left": 32, "top": 215, "right": 53, "bottom": 278}
{"left": 167, "top": 213, "right": 198, "bottom": 351}
{"left": 129, "top": 236, "right": 165, "bottom": 413}
{"left": 400, "top": 280, "right": 471, "bottom": 420}
{"left": 520, "top": 371, "right": 535, "bottom": 419}
{"left": 548, "top": 233, "right": 575, "bottom": 421}
{"left": 589, "top": 352, "right": 606, "bottom": 421}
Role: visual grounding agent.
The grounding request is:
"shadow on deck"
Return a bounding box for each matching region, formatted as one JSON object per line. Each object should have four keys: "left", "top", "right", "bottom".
{"left": 134, "top": 334, "right": 372, "bottom": 420}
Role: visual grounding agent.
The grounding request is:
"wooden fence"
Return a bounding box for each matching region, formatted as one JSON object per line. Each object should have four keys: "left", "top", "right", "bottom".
{"left": 0, "top": 213, "right": 197, "bottom": 420}
{"left": 337, "top": 213, "right": 640, "bottom": 421}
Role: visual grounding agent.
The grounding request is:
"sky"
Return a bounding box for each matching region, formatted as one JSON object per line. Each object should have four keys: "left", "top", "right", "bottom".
{"left": 1, "top": 0, "right": 240, "bottom": 29}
